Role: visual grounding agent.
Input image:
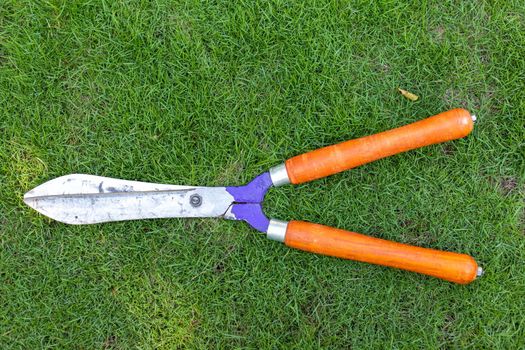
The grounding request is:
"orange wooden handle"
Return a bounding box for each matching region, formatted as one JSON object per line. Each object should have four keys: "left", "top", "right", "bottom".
{"left": 285, "top": 221, "right": 480, "bottom": 284}
{"left": 285, "top": 108, "right": 474, "bottom": 184}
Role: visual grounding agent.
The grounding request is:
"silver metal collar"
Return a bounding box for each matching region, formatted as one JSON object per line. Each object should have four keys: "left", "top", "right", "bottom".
{"left": 267, "top": 219, "right": 288, "bottom": 242}
{"left": 269, "top": 163, "right": 290, "bottom": 187}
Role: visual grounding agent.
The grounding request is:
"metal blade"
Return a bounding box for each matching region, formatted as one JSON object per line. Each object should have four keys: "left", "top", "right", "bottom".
{"left": 23, "top": 174, "right": 234, "bottom": 224}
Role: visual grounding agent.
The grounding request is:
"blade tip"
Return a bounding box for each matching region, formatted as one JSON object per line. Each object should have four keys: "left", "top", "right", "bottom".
{"left": 22, "top": 195, "right": 35, "bottom": 209}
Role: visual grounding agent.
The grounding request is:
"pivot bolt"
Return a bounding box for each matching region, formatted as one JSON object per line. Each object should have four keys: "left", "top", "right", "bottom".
{"left": 190, "top": 194, "right": 202, "bottom": 207}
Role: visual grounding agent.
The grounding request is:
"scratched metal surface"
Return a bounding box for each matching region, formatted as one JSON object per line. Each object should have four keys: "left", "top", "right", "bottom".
{"left": 23, "top": 174, "right": 234, "bottom": 224}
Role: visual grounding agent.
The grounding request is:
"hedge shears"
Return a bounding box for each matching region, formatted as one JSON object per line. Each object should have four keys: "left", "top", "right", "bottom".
{"left": 24, "top": 108, "right": 482, "bottom": 284}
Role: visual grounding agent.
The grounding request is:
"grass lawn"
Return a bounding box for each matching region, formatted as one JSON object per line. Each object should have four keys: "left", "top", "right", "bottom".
{"left": 1, "top": 0, "right": 524, "bottom": 348}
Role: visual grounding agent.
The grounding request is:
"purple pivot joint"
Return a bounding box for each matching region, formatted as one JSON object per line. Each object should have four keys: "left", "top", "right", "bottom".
{"left": 225, "top": 172, "right": 274, "bottom": 232}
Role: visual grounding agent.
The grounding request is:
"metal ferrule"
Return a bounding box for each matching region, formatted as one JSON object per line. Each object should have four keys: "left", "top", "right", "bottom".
{"left": 266, "top": 219, "right": 289, "bottom": 242}
{"left": 269, "top": 163, "right": 290, "bottom": 187}
{"left": 476, "top": 266, "right": 483, "bottom": 278}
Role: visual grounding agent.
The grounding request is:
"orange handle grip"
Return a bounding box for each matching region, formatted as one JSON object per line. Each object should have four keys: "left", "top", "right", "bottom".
{"left": 285, "top": 221, "right": 480, "bottom": 284}
{"left": 285, "top": 108, "right": 474, "bottom": 184}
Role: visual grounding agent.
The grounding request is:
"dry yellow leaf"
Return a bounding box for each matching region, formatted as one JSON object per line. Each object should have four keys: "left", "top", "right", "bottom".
{"left": 398, "top": 88, "right": 419, "bottom": 101}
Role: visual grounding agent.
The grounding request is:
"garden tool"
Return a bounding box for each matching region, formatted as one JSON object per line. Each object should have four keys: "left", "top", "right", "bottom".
{"left": 24, "top": 108, "right": 482, "bottom": 284}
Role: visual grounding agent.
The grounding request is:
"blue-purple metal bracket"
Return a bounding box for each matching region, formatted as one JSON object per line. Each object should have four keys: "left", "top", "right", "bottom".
{"left": 225, "top": 172, "right": 273, "bottom": 232}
